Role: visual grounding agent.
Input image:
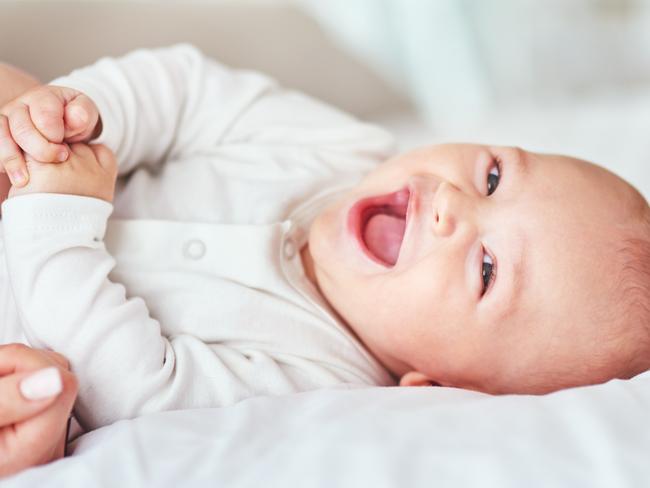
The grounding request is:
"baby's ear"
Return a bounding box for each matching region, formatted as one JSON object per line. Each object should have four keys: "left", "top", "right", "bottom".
{"left": 399, "top": 371, "right": 436, "bottom": 387}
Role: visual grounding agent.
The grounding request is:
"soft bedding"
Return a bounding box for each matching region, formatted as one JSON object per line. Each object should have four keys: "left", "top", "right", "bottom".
{"left": 4, "top": 372, "right": 650, "bottom": 487}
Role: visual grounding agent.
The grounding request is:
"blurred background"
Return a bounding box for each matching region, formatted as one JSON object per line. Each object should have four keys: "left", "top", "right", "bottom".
{"left": 1, "top": 0, "right": 649, "bottom": 195}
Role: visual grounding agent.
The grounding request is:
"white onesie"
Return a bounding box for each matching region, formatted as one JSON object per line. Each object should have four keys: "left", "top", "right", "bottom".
{"left": 0, "top": 44, "right": 396, "bottom": 431}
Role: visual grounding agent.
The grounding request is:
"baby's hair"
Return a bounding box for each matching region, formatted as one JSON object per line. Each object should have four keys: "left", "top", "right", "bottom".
{"left": 613, "top": 201, "right": 650, "bottom": 379}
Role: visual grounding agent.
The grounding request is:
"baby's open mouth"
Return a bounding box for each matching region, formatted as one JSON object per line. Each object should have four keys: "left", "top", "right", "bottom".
{"left": 357, "top": 187, "right": 410, "bottom": 266}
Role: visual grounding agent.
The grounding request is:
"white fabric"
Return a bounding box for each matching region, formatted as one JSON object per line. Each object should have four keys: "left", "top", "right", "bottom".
{"left": 5, "top": 370, "right": 650, "bottom": 488}
{"left": 0, "top": 44, "right": 396, "bottom": 431}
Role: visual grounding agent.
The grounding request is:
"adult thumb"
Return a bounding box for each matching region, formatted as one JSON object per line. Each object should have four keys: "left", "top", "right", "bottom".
{"left": 0, "top": 367, "right": 62, "bottom": 427}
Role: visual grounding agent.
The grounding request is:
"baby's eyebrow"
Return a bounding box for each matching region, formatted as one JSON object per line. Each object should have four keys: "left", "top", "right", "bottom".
{"left": 514, "top": 147, "right": 530, "bottom": 177}
{"left": 511, "top": 232, "right": 527, "bottom": 312}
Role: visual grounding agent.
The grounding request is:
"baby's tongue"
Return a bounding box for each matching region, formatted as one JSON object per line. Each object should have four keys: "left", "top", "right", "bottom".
{"left": 363, "top": 213, "right": 406, "bottom": 266}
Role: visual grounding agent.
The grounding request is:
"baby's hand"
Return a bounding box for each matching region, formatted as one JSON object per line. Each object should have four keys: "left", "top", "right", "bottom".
{"left": 9, "top": 143, "right": 117, "bottom": 203}
{"left": 0, "top": 85, "right": 100, "bottom": 187}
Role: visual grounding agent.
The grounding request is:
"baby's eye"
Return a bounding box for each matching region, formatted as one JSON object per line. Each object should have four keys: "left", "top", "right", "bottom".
{"left": 487, "top": 161, "right": 501, "bottom": 196}
{"left": 481, "top": 251, "right": 495, "bottom": 296}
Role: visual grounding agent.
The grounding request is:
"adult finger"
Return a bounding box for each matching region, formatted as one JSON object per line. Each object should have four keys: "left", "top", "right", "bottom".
{"left": 14, "top": 369, "right": 76, "bottom": 445}
{"left": 7, "top": 102, "right": 68, "bottom": 163}
{"left": 40, "top": 351, "right": 71, "bottom": 370}
{"left": 0, "top": 369, "right": 77, "bottom": 477}
{"left": 0, "top": 343, "right": 65, "bottom": 376}
{"left": 0, "top": 114, "right": 29, "bottom": 187}
{"left": 0, "top": 367, "right": 62, "bottom": 427}
{"left": 0, "top": 343, "right": 45, "bottom": 376}
{"left": 64, "top": 94, "right": 100, "bottom": 143}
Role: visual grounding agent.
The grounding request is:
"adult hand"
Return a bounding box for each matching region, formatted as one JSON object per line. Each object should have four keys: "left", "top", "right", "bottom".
{"left": 0, "top": 343, "right": 78, "bottom": 479}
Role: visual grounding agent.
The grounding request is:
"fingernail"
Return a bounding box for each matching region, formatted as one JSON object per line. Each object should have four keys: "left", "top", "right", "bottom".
{"left": 20, "top": 367, "right": 63, "bottom": 400}
{"left": 9, "top": 169, "right": 27, "bottom": 186}
{"left": 58, "top": 151, "right": 68, "bottom": 162}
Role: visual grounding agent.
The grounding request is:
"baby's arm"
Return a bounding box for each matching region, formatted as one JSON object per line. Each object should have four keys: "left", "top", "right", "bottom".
{"left": 49, "top": 44, "right": 275, "bottom": 175}
{"left": 5, "top": 45, "right": 395, "bottom": 192}
{"left": 1, "top": 189, "right": 240, "bottom": 429}
{"left": 1, "top": 161, "right": 303, "bottom": 430}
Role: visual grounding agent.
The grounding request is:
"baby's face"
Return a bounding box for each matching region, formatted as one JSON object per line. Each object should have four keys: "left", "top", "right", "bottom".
{"left": 305, "top": 144, "right": 646, "bottom": 393}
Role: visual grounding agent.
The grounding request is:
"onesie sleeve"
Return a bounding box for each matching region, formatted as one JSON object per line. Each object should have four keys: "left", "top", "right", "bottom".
{"left": 48, "top": 44, "right": 275, "bottom": 176}
{"left": 0, "top": 194, "right": 308, "bottom": 430}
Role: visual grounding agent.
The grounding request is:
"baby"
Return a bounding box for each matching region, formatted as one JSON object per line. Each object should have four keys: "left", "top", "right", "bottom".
{"left": 1, "top": 45, "right": 649, "bottom": 431}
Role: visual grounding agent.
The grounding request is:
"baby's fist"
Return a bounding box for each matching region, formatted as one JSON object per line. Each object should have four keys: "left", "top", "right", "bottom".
{"left": 0, "top": 85, "right": 100, "bottom": 187}
{"left": 9, "top": 143, "right": 117, "bottom": 203}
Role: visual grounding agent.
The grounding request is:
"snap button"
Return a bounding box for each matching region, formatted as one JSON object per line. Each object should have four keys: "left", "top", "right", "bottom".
{"left": 283, "top": 239, "right": 296, "bottom": 259}
{"left": 183, "top": 239, "right": 206, "bottom": 260}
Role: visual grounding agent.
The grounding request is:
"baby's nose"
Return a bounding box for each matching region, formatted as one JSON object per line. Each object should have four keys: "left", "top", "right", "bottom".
{"left": 432, "top": 181, "right": 458, "bottom": 238}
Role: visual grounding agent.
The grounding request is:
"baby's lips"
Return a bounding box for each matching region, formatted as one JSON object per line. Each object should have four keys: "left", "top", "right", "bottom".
{"left": 348, "top": 185, "right": 412, "bottom": 268}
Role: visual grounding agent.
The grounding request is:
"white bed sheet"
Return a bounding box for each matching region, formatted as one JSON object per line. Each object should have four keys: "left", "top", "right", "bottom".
{"left": 4, "top": 370, "right": 650, "bottom": 488}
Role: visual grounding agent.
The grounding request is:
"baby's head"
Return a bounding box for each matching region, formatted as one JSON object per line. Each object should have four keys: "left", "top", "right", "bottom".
{"left": 303, "top": 144, "right": 650, "bottom": 394}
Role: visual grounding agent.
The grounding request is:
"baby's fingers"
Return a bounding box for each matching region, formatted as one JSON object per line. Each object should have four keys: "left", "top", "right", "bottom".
{"left": 0, "top": 114, "right": 28, "bottom": 187}
{"left": 28, "top": 90, "right": 66, "bottom": 144}
{"left": 64, "top": 94, "right": 99, "bottom": 142}
{"left": 88, "top": 143, "right": 116, "bottom": 170}
{"left": 7, "top": 103, "right": 68, "bottom": 164}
